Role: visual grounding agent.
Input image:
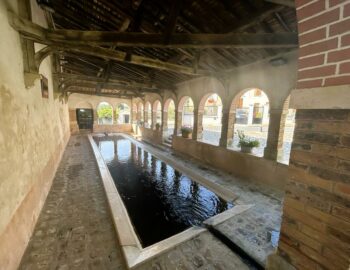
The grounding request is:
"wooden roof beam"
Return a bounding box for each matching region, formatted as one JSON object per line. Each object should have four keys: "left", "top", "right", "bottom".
{"left": 54, "top": 72, "right": 160, "bottom": 89}
{"left": 9, "top": 12, "right": 298, "bottom": 49}
{"left": 47, "top": 31, "right": 298, "bottom": 49}
{"left": 264, "top": 0, "right": 295, "bottom": 8}
{"left": 163, "top": 0, "right": 183, "bottom": 44}
{"left": 62, "top": 80, "right": 161, "bottom": 94}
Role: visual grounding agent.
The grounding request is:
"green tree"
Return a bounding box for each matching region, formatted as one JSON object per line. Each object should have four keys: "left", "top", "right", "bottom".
{"left": 97, "top": 104, "right": 113, "bottom": 119}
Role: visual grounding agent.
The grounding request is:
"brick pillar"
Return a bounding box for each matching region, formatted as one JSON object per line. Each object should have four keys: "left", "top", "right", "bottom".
{"left": 174, "top": 109, "right": 182, "bottom": 135}
{"left": 268, "top": 110, "right": 350, "bottom": 270}
{"left": 267, "top": 1, "right": 350, "bottom": 269}
{"left": 219, "top": 110, "right": 230, "bottom": 147}
{"left": 264, "top": 108, "right": 283, "bottom": 160}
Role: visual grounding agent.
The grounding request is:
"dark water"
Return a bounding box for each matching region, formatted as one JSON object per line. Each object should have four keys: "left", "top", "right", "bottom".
{"left": 94, "top": 135, "right": 233, "bottom": 247}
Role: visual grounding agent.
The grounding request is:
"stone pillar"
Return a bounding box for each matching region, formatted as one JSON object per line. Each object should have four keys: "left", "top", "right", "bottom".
{"left": 144, "top": 108, "right": 148, "bottom": 127}
{"left": 174, "top": 109, "right": 181, "bottom": 135}
{"left": 151, "top": 110, "right": 156, "bottom": 130}
{"left": 192, "top": 108, "right": 203, "bottom": 141}
{"left": 227, "top": 110, "right": 235, "bottom": 147}
{"left": 219, "top": 110, "right": 230, "bottom": 147}
{"left": 93, "top": 109, "right": 99, "bottom": 127}
{"left": 162, "top": 110, "right": 168, "bottom": 134}
{"left": 277, "top": 107, "right": 289, "bottom": 162}
{"left": 136, "top": 110, "right": 141, "bottom": 122}
{"left": 264, "top": 108, "right": 283, "bottom": 160}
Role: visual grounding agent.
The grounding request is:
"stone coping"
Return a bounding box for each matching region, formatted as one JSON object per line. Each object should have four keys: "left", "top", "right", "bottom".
{"left": 203, "top": 204, "right": 253, "bottom": 227}
{"left": 88, "top": 134, "right": 251, "bottom": 268}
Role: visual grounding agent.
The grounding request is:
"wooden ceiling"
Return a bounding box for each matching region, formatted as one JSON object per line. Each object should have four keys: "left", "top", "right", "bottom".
{"left": 33, "top": 0, "right": 297, "bottom": 98}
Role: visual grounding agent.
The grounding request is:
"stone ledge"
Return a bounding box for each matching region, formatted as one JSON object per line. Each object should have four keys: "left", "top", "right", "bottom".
{"left": 290, "top": 85, "right": 350, "bottom": 109}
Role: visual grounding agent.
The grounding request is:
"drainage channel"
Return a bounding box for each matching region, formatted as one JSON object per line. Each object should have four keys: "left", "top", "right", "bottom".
{"left": 206, "top": 225, "right": 264, "bottom": 270}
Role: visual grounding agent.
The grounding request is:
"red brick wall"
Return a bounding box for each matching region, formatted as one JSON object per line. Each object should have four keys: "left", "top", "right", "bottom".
{"left": 271, "top": 2, "right": 350, "bottom": 269}
{"left": 296, "top": 0, "right": 350, "bottom": 88}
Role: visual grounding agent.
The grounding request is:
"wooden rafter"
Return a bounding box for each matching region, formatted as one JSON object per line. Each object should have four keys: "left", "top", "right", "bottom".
{"left": 47, "top": 31, "right": 298, "bottom": 49}
{"left": 264, "top": 0, "right": 295, "bottom": 8}
{"left": 54, "top": 72, "right": 161, "bottom": 90}
{"left": 9, "top": 12, "right": 298, "bottom": 49}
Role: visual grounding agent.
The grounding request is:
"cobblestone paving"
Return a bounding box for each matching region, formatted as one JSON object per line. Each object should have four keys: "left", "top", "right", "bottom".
{"left": 134, "top": 231, "right": 251, "bottom": 270}
{"left": 19, "top": 135, "right": 126, "bottom": 270}
{"left": 166, "top": 149, "right": 284, "bottom": 267}
{"left": 19, "top": 135, "right": 254, "bottom": 270}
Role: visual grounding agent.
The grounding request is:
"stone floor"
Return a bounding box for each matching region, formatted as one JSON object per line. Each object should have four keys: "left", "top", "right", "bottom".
{"left": 19, "top": 135, "right": 126, "bottom": 270}
{"left": 19, "top": 135, "right": 253, "bottom": 270}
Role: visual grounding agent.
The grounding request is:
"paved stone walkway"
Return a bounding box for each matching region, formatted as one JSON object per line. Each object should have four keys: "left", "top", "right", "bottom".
{"left": 19, "top": 135, "right": 253, "bottom": 270}
{"left": 19, "top": 135, "right": 126, "bottom": 270}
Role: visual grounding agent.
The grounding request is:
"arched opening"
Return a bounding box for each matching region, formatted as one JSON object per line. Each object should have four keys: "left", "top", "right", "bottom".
{"left": 75, "top": 102, "right": 93, "bottom": 130}
{"left": 178, "top": 96, "right": 194, "bottom": 130}
{"left": 164, "top": 99, "right": 175, "bottom": 137}
{"left": 277, "top": 96, "right": 296, "bottom": 164}
{"left": 153, "top": 100, "right": 162, "bottom": 129}
{"left": 229, "top": 88, "right": 270, "bottom": 156}
{"left": 137, "top": 103, "right": 144, "bottom": 124}
{"left": 145, "top": 102, "right": 152, "bottom": 128}
{"left": 97, "top": 102, "right": 113, "bottom": 125}
{"left": 199, "top": 93, "right": 223, "bottom": 145}
{"left": 116, "top": 103, "right": 131, "bottom": 124}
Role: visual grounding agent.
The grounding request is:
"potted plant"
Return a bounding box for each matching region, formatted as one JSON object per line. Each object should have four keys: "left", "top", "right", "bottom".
{"left": 155, "top": 123, "right": 161, "bottom": 131}
{"left": 181, "top": 126, "right": 193, "bottom": 138}
{"left": 237, "top": 130, "right": 260, "bottom": 153}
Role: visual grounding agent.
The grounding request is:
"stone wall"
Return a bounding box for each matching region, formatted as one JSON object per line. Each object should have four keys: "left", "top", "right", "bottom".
{"left": 68, "top": 93, "right": 133, "bottom": 134}
{"left": 0, "top": 1, "right": 70, "bottom": 269}
{"left": 173, "top": 136, "right": 288, "bottom": 190}
{"left": 140, "top": 127, "right": 163, "bottom": 145}
{"left": 93, "top": 124, "right": 132, "bottom": 133}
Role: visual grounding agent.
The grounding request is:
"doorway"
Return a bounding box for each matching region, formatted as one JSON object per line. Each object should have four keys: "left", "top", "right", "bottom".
{"left": 76, "top": 108, "right": 93, "bottom": 130}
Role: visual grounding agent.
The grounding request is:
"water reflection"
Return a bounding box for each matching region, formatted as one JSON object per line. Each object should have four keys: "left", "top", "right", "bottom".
{"left": 94, "top": 135, "right": 233, "bottom": 247}
{"left": 99, "top": 141, "right": 115, "bottom": 162}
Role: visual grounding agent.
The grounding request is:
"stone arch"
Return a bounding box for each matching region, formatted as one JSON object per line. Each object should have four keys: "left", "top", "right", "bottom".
{"left": 196, "top": 93, "right": 223, "bottom": 145}
{"left": 176, "top": 96, "right": 194, "bottom": 135}
{"left": 97, "top": 101, "right": 113, "bottom": 125}
{"left": 177, "top": 96, "right": 194, "bottom": 112}
{"left": 75, "top": 101, "right": 93, "bottom": 109}
{"left": 116, "top": 103, "right": 131, "bottom": 124}
{"left": 227, "top": 88, "right": 270, "bottom": 157}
